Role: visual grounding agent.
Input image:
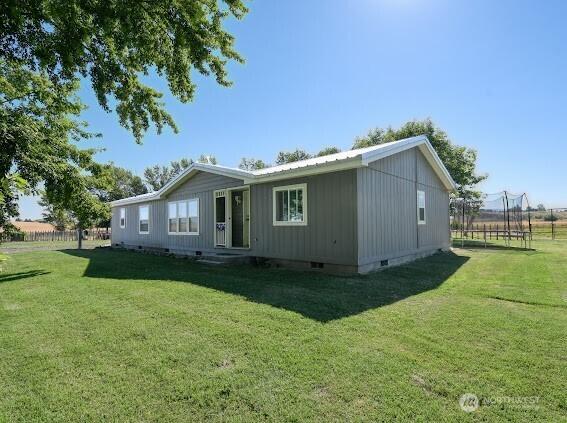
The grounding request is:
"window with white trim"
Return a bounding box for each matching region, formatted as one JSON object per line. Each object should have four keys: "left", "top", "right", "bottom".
{"left": 119, "top": 207, "right": 126, "bottom": 228}
{"left": 139, "top": 205, "right": 149, "bottom": 233}
{"left": 168, "top": 199, "right": 199, "bottom": 234}
{"left": 273, "top": 183, "right": 307, "bottom": 226}
{"left": 417, "top": 190, "right": 426, "bottom": 225}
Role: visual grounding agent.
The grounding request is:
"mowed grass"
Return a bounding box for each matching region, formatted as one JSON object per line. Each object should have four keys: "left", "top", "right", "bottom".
{"left": 0, "top": 243, "right": 565, "bottom": 421}
{"left": 0, "top": 239, "right": 109, "bottom": 252}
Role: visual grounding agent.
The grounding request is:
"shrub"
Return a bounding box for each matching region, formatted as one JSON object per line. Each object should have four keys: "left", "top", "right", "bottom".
{"left": 544, "top": 214, "right": 559, "bottom": 222}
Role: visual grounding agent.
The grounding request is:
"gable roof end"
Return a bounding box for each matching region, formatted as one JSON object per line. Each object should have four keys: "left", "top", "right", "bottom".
{"left": 360, "top": 135, "right": 457, "bottom": 191}
{"left": 110, "top": 163, "right": 251, "bottom": 206}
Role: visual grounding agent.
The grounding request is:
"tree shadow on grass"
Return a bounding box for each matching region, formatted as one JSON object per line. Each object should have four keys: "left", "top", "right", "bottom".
{"left": 62, "top": 249, "right": 468, "bottom": 322}
{"left": 0, "top": 270, "right": 50, "bottom": 283}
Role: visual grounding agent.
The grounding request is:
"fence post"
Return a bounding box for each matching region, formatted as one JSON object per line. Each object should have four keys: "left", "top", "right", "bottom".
{"left": 484, "top": 224, "right": 487, "bottom": 248}
{"left": 551, "top": 209, "right": 555, "bottom": 240}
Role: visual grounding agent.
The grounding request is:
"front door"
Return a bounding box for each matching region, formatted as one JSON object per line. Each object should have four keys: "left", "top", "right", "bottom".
{"left": 229, "top": 189, "right": 249, "bottom": 248}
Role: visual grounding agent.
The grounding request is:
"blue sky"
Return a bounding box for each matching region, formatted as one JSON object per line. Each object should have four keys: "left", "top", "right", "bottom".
{"left": 20, "top": 0, "right": 567, "bottom": 218}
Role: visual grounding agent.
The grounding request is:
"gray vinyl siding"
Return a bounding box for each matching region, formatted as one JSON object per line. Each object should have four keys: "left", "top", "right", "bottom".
{"left": 416, "top": 150, "right": 451, "bottom": 249}
{"left": 111, "top": 171, "right": 244, "bottom": 249}
{"left": 249, "top": 170, "right": 358, "bottom": 266}
{"left": 357, "top": 147, "right": 450, "bottom": 265}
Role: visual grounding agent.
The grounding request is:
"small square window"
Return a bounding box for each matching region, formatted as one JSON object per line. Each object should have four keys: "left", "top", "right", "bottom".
{"left": 273, "top": 184, "right": 307, "bottom": 226}
{"left": 417, "top": 190, "right": 426, "bottom": 225}
{"left": 139, "top": 205, "right": 150, "bottom": 233}
{"left": 119, "top": 207, "right": 126, "bottom": 228}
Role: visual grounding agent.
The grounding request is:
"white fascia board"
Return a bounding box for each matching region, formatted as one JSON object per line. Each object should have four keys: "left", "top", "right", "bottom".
{"left": 360, "top": 135, "right": 427, "bottom": 166}
{"left": 417, "top": 143, "right": 458, "bottom": 191}
{"left": 110, "top": 193, "right": 160, "bottom": 207}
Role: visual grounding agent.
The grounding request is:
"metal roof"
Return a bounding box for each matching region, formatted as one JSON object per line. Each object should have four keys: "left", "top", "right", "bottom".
{"left": 111, "top": 135, "right": 457, "bottom": 206}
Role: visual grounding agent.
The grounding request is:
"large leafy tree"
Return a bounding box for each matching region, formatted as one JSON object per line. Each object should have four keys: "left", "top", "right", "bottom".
{"left": 0, "top": 0, "right": 247, "bottom": 237}
{"left": 1, "top": 0, "right": 247, "bottom": 141}
{"left": 0, "top": 60, "right": 107, "bottom": 235}
{"left": 353, "top": 119, "right": 486, "bottom": 196}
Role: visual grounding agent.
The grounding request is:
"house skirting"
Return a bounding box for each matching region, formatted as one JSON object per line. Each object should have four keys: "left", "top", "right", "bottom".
{"left": 112, "top": 242, "right": 450, "bottom": 274}
{"left": 357, "top": 246, "right": 451, "bottom": 274}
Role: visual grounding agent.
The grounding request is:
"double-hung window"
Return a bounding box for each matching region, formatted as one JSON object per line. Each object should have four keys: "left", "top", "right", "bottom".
{"left": 139, "top": 205, "right": 150, "bottom": 233}
{"left": 119, "top": 207, "right": 126, "bottom": 228}
{"left": 168, "top": 199, "right": 199, "bottom": 235}
{"left": 417, "top": 190, "right": 426, "bottom": 225}
{"left": 273, "top": 183, "right": 307, "bottom": 226}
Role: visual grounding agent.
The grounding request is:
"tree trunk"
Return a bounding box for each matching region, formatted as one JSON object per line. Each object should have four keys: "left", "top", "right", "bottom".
{"left": 78, "top": 226, "right": 83, "bottom": 249}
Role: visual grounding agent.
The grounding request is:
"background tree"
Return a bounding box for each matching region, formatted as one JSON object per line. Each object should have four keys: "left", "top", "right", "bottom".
{"left": 275, "top": 149, "right": 312, "bottom": 165}
{"left": 38, "top": 162, "right": 144, "bottom": 231}
{"left": 170, "top": 158, "right": 194, "bottom": 176}
{"left": 316, "top": 147, "right": 341, "bottom": 157}
{"left": 353, "top": 119, "right": 486, "bottom": 196}
{"left": 144, "top": 158, "right": 194, "bottom": 191}
{"left": 1, "top": 0, "right": 247, "bottom": 142}
{"left": 88, "top": 163, "right": 149, "bottom": 228}
{"left": 239, "top": 158, "right": 267, "bottom": 171}
{"left": 197, "top": 155, "right": 218, "bottom": 165}
{"left": 38, "top": 194, "right": 75, "bottom": 231}
{"left": 352, "top": 128, "right": 386, "bottom": 149}
{"left": 543, "top": 213, "right": 558, "bottom": 222}
{"left": 537, "top": 204, "right": 546, "bottom": 212}
{"left": 95, "top": 163, "right": 148, "bottom": 203}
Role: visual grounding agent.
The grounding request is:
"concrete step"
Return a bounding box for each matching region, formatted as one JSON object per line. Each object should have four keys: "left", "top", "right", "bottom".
{"left": 196, "top": 259, "right": 225, "bottom": 265}
{"left": 199, "top": 254, "right": 252, "bottom": 265}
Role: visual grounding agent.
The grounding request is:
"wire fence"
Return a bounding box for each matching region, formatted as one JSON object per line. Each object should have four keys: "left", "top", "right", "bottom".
{"left": 451, "top": 190, "right": 567, "bottom": 246}
{"left": 528, "top": 208, "right": 567, "bottom": 240}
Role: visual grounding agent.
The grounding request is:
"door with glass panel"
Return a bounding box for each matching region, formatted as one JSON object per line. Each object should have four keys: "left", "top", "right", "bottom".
{"left": 229, "top": 189, "right": 250, "bottom": 248}
{"left": 214, "top": 190, "right": 227, "bottom": 247}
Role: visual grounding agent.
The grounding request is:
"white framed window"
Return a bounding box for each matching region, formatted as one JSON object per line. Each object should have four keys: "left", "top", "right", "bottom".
{"left": 119, "top": 207, "right": 126, "bottom": 228}
{"left": 273, "top": 183, "right": 307, "bottom": 226}
{"left": 139, "top": 205, "right": 150, "bottom": 234}
{"left": 417, "top": 190, "right": 426, "bottom": 225}
{"left": 168, "top": 198, "right": 199, "bottom": 235}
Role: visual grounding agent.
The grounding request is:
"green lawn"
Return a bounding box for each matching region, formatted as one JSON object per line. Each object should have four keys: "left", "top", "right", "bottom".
{"left": 0, "top": 239, "right": 109, "bottom": 252}
{"left": 0, "top": 243, "right": 565, "bottom": 421}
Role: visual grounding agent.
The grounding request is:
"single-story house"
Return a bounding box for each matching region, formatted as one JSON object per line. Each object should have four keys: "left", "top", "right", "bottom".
{"left": 110, "top": 135, "right": 456, "bottom": 273}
